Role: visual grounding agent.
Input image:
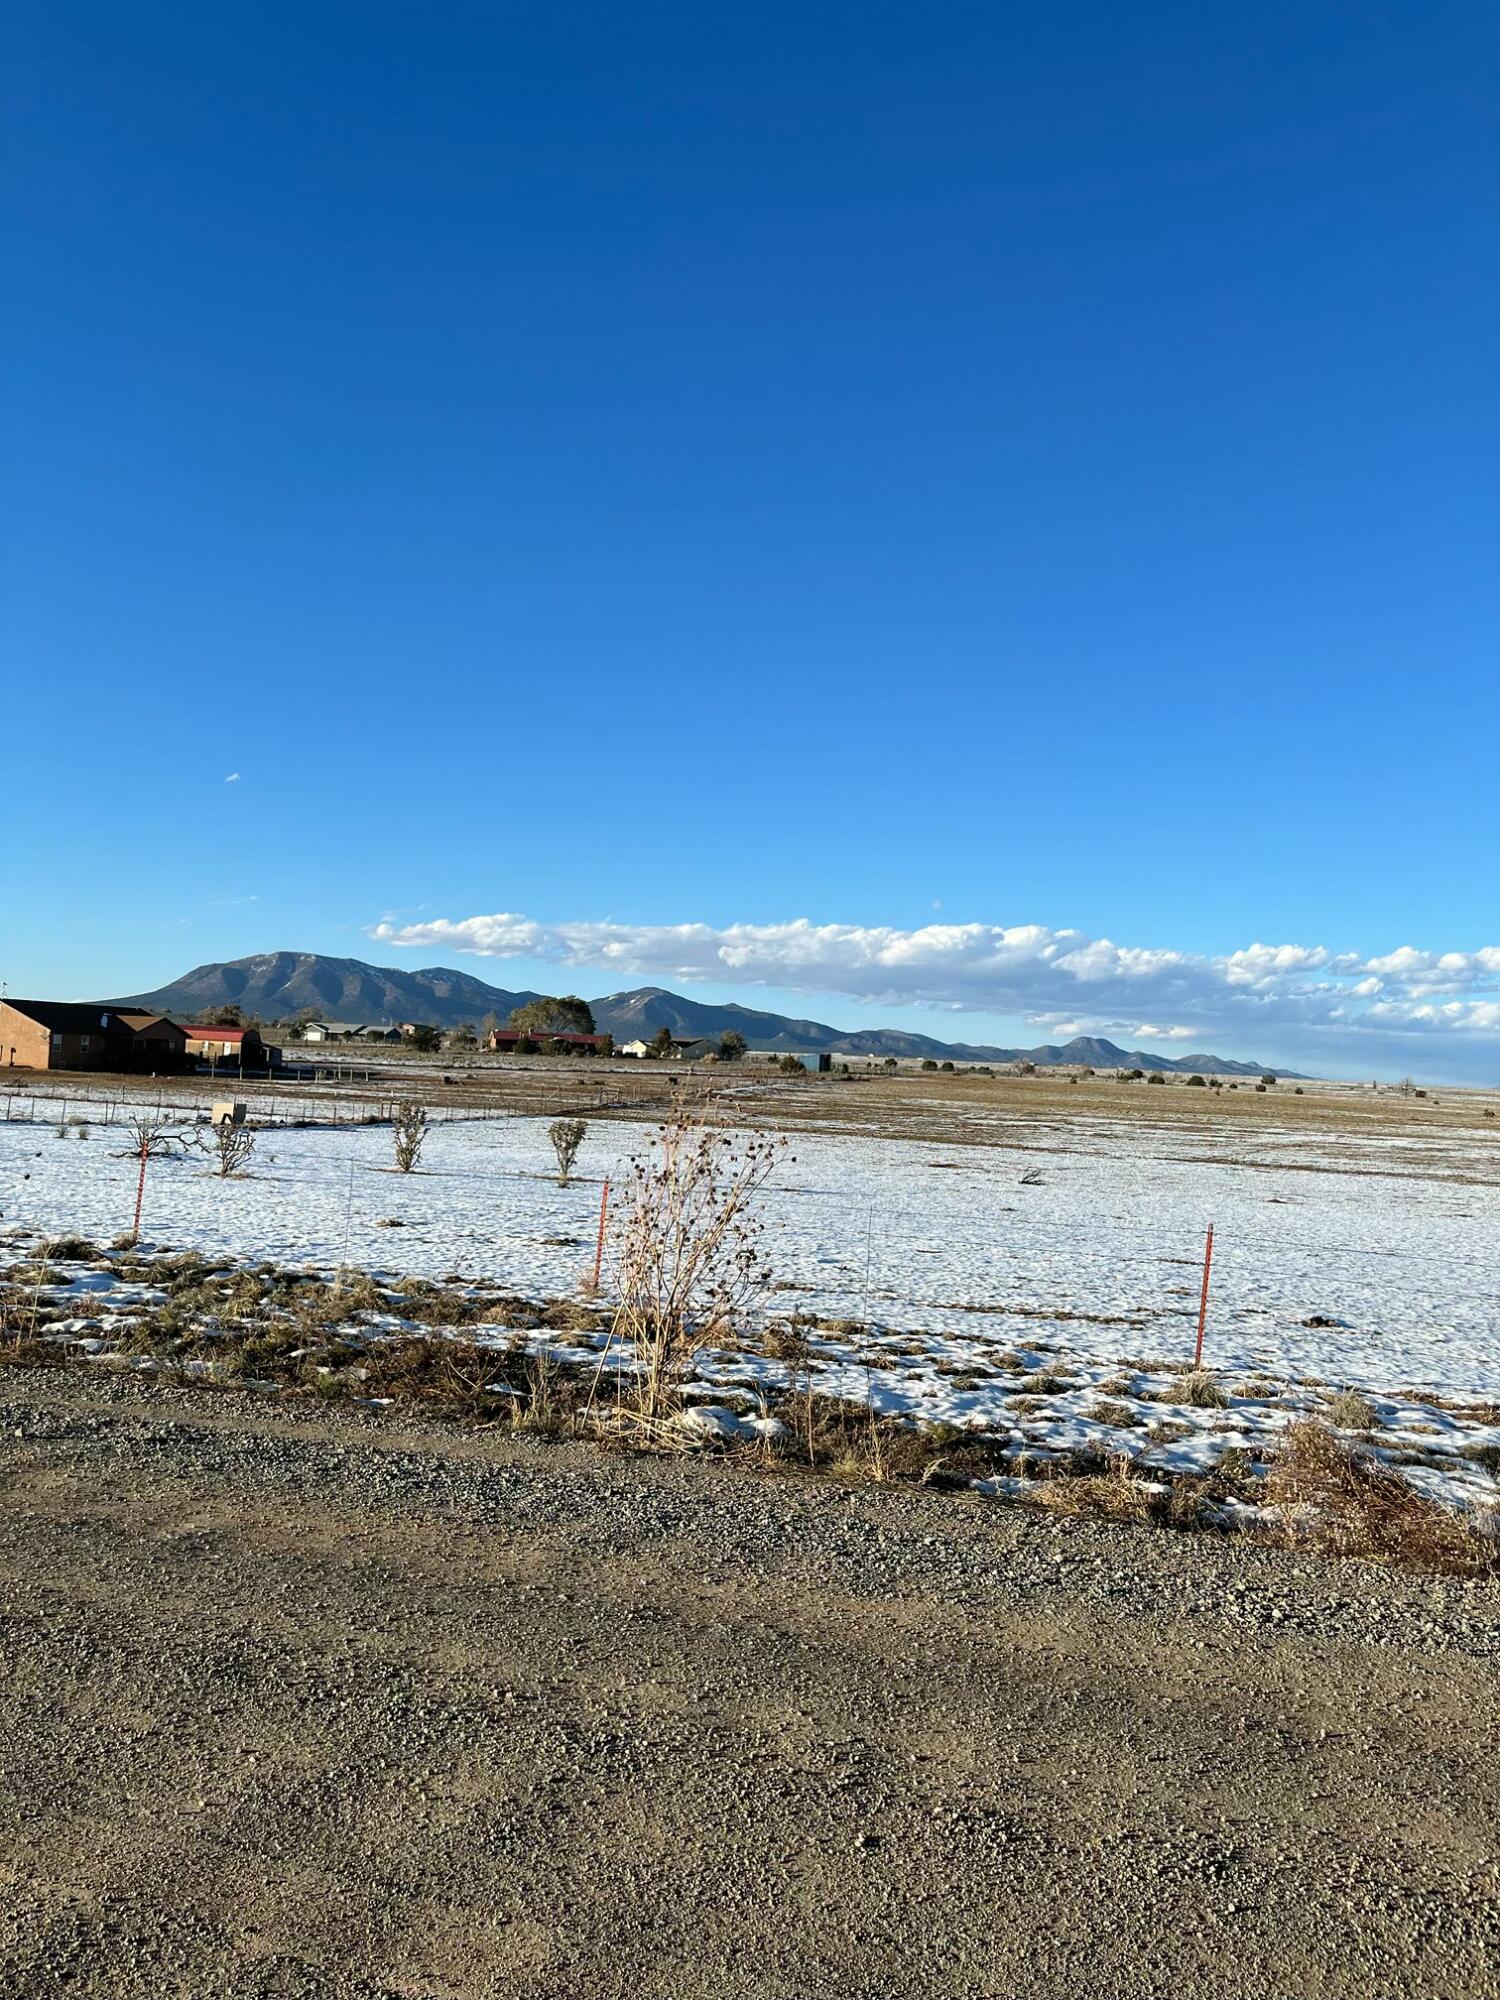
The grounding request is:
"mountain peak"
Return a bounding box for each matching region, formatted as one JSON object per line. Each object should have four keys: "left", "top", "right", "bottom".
{"left": 108, "top": 952, "right": 1297, "bottom": 1074}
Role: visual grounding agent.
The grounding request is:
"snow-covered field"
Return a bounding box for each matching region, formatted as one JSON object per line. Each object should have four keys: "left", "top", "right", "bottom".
{"left": 3, "top": 1107, "right": 1497, "bottom": 1511}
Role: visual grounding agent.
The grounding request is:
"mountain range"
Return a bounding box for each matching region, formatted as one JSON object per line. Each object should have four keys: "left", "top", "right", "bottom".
{"left": 112, "top": 952, "right": 1296, "bottom": 1076}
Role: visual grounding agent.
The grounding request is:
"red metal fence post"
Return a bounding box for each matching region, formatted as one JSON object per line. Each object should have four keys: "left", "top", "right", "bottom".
{"left": 132, "top": 1142, "right": 149, "bottom": 1241}
{"left": 1193, "top": 1222, "right": 1215, "bottom": 1369}
{"left": 592, "top": 1177, "right": 611, "bottom": 1290}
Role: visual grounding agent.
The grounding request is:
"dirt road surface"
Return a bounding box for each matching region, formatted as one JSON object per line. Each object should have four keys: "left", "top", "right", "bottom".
{"left": 1, "top": 1369, "right": 1496, "bottom": 1998}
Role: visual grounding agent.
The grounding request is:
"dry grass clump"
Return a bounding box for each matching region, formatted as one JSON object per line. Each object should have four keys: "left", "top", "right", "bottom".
{"left": 1019, "top": 1371, "right": 1076, "bottom": 1396}
{"left": 796, "top": 1404, "right": 1008, "bottom": 1486}
{"left": 1030, "top": 1460, "right": 1163, "bottom": 1524}
{"left": 1164, "top": 1370, "right": 1229, "bottom": 1409}
{"left": 1088, "top": 1399, "right": 1143, "bottom": 1429}
{"left": 44, "top": 1236, "right": 98, "bottom": 1262}
{"left": 1266, "top": 1420, "right": 1496, "bottom": 1575}
{"left": 1325, "top": 1387, "right": 1378, "bottom": 1431}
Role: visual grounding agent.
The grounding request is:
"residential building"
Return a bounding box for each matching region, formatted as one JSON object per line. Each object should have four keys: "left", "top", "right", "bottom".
{"left": 181, "top": 1024, "right": 270, "bottom": 1066}
{"left": 484, "top": 1028, "right": 607, "bottom": 1055}
{"left": 0, "top": 1000, "right": 188, "bottom": 1073}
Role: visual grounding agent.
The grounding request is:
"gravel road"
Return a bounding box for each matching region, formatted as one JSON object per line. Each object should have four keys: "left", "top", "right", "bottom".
{"left": 1, "top": 1367, "right": 1496, "bottom": 1998}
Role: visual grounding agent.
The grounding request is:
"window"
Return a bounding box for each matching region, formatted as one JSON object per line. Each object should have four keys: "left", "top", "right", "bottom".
{"left": 51, "top": 1032, "right": 62, "bottom": 1048}
{"left": 80, "top": 1036, "right": 91, "bottom": 1053}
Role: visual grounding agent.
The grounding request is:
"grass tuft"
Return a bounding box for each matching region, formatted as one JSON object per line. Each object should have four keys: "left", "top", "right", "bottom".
{"left": 1265, "top": 1420, "right": 1496, "bottom": 1576}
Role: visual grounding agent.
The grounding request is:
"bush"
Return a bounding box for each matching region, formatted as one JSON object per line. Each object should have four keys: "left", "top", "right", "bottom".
{"left": 393, "top": 1101, "right": 428, "bottom": 1172}
{"left": 920, "top": 1059, "right": 938, "bottom": 1072}
{"left": 1186, "top": 1074, "right": 1206, "bottom": 1087}
{"left": 549, "top": 1117, "right": 587, "bottom": 1184}
{"left": 209, "top": 1122, "right": 256, "bottom": 1178}
{"left": 608, "top": 1115, "right": 783, "bottom": 1425}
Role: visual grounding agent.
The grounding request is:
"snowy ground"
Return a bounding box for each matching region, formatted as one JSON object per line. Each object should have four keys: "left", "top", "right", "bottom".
{"left": 3, "top": 1108, "right": 1496, "bottom": 1512}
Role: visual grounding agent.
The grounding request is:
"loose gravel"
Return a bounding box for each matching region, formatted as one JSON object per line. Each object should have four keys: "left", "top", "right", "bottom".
{"left": 1, "top": 1367, "right": 1496, "bottom": 1998}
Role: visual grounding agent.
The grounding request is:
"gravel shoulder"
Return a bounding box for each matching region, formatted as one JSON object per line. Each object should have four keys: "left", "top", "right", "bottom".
{"left": 2, "top": 1367, "right": 1497, "bottom": 1999}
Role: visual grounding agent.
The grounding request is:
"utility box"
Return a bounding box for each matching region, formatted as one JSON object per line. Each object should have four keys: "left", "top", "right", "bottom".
{"left": 212, "top": 1100, "right": 248, "bottom": 1129}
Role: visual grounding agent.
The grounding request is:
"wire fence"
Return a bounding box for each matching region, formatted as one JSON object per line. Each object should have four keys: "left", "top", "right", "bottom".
{"left": 0, "top": 1075, "right": 698, "bottom": 1132}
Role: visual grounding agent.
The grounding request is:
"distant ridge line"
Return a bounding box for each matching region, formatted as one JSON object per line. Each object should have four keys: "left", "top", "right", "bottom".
{"left": 109, "top": 952, "right": 1300, "bottom": 1076}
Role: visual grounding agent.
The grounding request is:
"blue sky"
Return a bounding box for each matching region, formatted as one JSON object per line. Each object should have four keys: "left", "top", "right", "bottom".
{"left": 3, "top": 3, "right": 1496, "bottom": 1078}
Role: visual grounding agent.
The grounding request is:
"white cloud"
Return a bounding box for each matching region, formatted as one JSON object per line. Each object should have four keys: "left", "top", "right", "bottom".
{"left": 224, "top": 772, "right": 241, "bottom": 784}
{"left": 364, "top": 911, "right": 1500, "bottom": 1076}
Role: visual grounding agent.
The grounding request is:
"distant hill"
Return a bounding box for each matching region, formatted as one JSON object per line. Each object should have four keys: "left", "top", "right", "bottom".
{"left": 114, "top": 952, "right": 544, "bottom": 1030}
{"left": 110, "top": 953, "right": 1297, "bottom": 1075}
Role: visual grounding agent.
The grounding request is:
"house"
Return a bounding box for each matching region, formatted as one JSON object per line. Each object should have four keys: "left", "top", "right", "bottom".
{"left": 484, "top": 1028, "right": 607, "bottom": 1055}
{"left": 181, "top": 1024, "right": 269, "bottom": 1066}
{"left": 298, "top": 1021, "right": 394, "bottom": 1043}
{"left": 0, "top": 1000, "right": 188, "bottom": 1073}
{"left": 114, "top": 1013, "right": 193, "bottom": 1068}
{"left": 617, "top": 1035, "right": 716, "bottom": 1060}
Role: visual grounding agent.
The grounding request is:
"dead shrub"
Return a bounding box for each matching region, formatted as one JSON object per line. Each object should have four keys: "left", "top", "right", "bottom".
{"left": 604, "top": 1112, "right": 783, "bottom": 1426}
{"left": 204, "top": 1122, "right": 256, "bottom": 1178}
{"left": 1266, "top": 1420, "right": 1496, "bottom": 1575}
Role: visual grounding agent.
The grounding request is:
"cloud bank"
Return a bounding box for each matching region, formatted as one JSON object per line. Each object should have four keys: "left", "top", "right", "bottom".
{"left": 366, "top": 912, "right": 1500, "bottom": 1079}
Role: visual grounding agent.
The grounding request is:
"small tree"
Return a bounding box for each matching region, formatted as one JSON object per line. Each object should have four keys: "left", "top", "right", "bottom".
{"left": 778, "top": 1054, "right": 806, "bottom": 1075}
{"left": 208, "top": 1005, "right": 244, "bottom": 1027}
{"left": 719, "top": 1031, "right": 747, "bottom": 1063}
{"left": 393, "top": 1100, "right": 428, "bottom": 1172}
{"left": 405, "top": 1023, "right": 440, "bottom": 1052}
{"left": 481, "top": 1011, "right": 501, "bottom": 1041}
{"left": 649, "top": 1026, "right": 675, "bottom": 1060}
{"left": 920, "top": 1058, "right": 938, "bottom": 1071}
{"left": 597, "top": 1032, "right": 615, "bottom": 1058}
{"left": 549, "top": 1117, "right": 587, "bottom": 1184}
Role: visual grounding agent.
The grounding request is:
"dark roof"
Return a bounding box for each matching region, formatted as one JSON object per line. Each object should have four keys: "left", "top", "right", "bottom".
{"left": 1, "top": 999, "right": 128, "bottom": 1033}
{"left": 113, "top": 1012, "right": 184, "bottom": 1034}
